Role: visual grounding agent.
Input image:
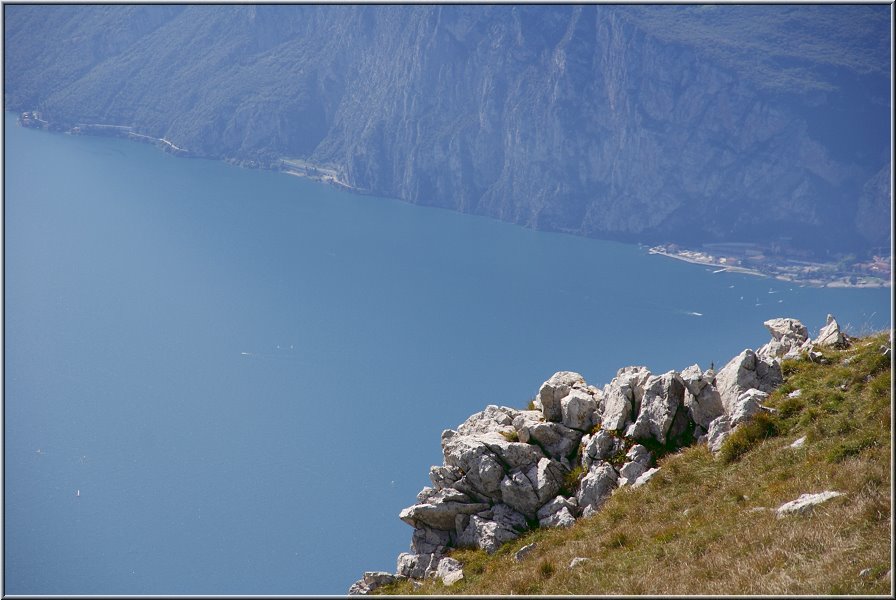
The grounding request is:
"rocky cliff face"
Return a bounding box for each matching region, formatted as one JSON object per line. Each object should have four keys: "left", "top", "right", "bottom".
{"left": 348, "top": 315, "right": 850, "bottom": 593}
{"left": 4, "top": 5, "right": 891, "bottom": 256}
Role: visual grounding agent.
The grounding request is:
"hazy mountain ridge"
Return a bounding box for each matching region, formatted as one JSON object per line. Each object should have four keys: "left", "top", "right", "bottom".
{"left": 4, "top": 5, "right": 891, "bottom": 256}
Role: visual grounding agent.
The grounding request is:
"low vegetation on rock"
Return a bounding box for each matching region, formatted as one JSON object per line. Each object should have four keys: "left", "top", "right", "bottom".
{"left": 361, "top": 319, "right": 891, "bottom": 595}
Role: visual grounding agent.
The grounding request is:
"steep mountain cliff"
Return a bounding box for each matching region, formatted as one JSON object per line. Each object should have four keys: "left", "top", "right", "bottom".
{"left": 4, "top": 5, "right": 891, "bottom": 256}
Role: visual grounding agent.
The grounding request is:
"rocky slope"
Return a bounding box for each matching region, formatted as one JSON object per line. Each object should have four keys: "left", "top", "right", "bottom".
{"left": 348, "top": 314, "right": 863, "bottom": 594}
{"left": 4, "top": 5, "right": 891, "bottom": 257}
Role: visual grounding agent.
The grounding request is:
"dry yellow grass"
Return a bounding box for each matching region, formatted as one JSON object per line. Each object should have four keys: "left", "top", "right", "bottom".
{"left": 377, "top": 332, "right": 892, "bottom": 595}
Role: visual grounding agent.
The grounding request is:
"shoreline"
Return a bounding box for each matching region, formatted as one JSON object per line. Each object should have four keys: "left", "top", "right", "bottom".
{"left": 648, "top": 247, "right": 891, "bottom": 289}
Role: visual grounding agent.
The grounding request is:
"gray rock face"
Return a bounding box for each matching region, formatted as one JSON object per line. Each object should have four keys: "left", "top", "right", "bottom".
{"left": 757, "top": 317, "right": 810, "bottom": 361}
{"left": 576, "top": 462, "right": 618, "bottom": 518}
{"left": 581, "top": 429, "right": 623, "bottom": 469}
{"left": 729, "top": 388, "right": 770, "bottom": 427}
{"left": 538, "top": 371, "right": 586, "bottom": 422}
{"left": 617, "top": 460, "right": 648, "bottom": 487}
{"left": 631, "top": 467, "right": 660, "bottom": 488}
{"left": 625, "top": 371, "right": 686, "bottom": 445}
{"left": 429, "top": 464, "right": 463, "bottom": 490}
{"left": 435, "top": 557, "right": 464, "bottom": 586}
{"left": 457, "top": 405, "right": 520, "bottom": 436}
{"left": 457, "top": 514, "right": 521, "bottom": 553}
{"left": 536, "top": 495, "right": 578, "bottom": 528}
{"left": 399, "top": 488, "right": 489, "bottom": 531}
{"left": 410, "top": 525, "right": 452, "bottom": 555}
{"left": 706, "top": 415, "right": 733, "bottom": 453}
{"left": 814, "top": 314, "right": 847, "bottom": 348}
{"left": 348, "top": 571, "right": 397, "bottom": 595}
{"left": 684, "top": 384, "right": 725, "bottom": 430}
{"left": 396, "top": 553, "right": 440, "bottom": 579}
{"left": 519, "top": 420, "right": 583, "bottom": 461}
{"left": 601, "top": 366, "right": 652, "bottom": 431}
{"left": 714, "top": 349, "right": 782, "bottom": 417}
{"left": 499, "top": 458, "right": 564, "bottom": 518}
{"left": 560, "top": 388, "right": 599, "bottom": 431}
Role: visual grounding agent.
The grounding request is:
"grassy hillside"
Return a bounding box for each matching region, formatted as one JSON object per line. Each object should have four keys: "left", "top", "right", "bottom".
{"left": 377, "top": 331, "right": 892, "bottom": 595}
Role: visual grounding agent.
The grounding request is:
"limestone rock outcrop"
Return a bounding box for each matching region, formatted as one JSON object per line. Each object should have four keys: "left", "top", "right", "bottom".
{"left": 350, "top": 315, "right": 842, "bottom": 592}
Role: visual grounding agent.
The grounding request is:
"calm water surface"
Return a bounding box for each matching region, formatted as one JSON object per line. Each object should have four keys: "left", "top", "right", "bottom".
{"left": 4, "top": 114, "right": 890, "bottom": 594}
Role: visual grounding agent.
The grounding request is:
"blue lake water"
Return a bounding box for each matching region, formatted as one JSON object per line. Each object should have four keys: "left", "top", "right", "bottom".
{"left": 3, "top": 113, "right": 890, "bottom": 594}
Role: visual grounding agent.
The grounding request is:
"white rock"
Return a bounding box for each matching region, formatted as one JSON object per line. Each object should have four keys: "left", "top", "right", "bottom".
{"left": 582, "top": 429, "right": 622, "bottom": 468}
{"left": 457, "top": 405, "right": 520, "bottom": 436}
{"left": 706, "top": 415, "right": 732, "bottom": 453}
{"left": 537, "top": 495, "right": 578, "bottom": 528}
{"left": 814, "top": 314, "right": 847, "bottom": 348}
{"left": 576, "top": 462, "right": 617, "bottom": 517}
{"left": 625, "top": 371, "right": 686, "bottom": 445}
{"left": 684, "top": 383, "right": 725, "bottom": 430}
{"left": 715, "top": 349, "right": 782, "bottom": 417}
{"left": 600, "top": 366, "right": 651, "bottom": 431}
{"left": 776, "top": 491, "right": 844, "bottom": 517}
{"left": 457, "top": 514, "right": 520, "bottom": 553}
{"left": 569, "top": 557, "right": 590, "bottom": 568}
{"left": 348, "top": 571, "right": 397, "bottom": 595}
{"left": 399, "top": 488, "right": 490, "bottom": 531}
{"left": 787, "top": 389, "right": 802, "bottom": 398}
{"left": 757, "top": 317, "right": 810, "bottom": 361}
{"left": 538, "top": 371, "right": 586, "bottom": 422}
{"left": 617, "top": 460, "right": 647, "bottom": 487}
{"left": 396, "top": 553, "right": 439, "bottom": 579}
{"left": 522, "top": 420, "right": 583, "bottom": 460}
{"left": 435, "top": 557, "right": 464, "bottom": 586}
{"left": 499, "top": 458, "right": 563, "bottom": 519}
{"left": 631, "top": 467, "right": 660, "bottom": 488}
{"left": 410, "top": 525, "right": 452, "bottom": 555}
{"left": 730, "top": 388, "right": 769, "bottom": 427}
{"left": 789, "top": 436, "right": 807, "bottom": 449}
{"left": 560, "top": 388, "right": 599, "bottom": 431}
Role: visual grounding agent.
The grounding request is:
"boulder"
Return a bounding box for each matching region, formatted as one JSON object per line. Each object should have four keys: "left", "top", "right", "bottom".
{"left": 517, "top": 420, "right": 582, "bottom": 460}
{"left": 600, "top": 366, "right": 651, "bottom": 431}
{"left": 429, "top": 465, "right": 463, "bottom": 490}
{"left": 499, "top": 458, "right": 564, "bottom": 518}
{"left": 441, "top": 430, "right": 544, "bottom": 475}
{"left": 706, "top": 415, "right": 732, "bottom": 453}
{"left": 560, "top": 388, "right": 599, "bottom": 431}
{"left": 457, "top": 405, "right": 520, "bottom": 436}
{"left": 714, "top": 349, "right": 782, "bottom": 417}
{"left": 348, "top": 571, "right": 397, "bottom": 595}
{"left": 790, "top": 436, "right": 807, "bottom": 449}
{"left": 757, "top": 317, "right": 810, "bottom": 360}
{"left": 399, "top": 487, "right": 490, "bottom": 531}
{"left": 536, "top": 495, "right": 578, "bottom": 528}
{"left": 683, "top": 383, "right": 725, "bottom": 430}
{"left": 617, "top": 460, "right": 648, "bottom": 487}
{"left": 814, "top": 314, "right": 847, "bottom": 348}
{"left": 776, "top": 491, "right": 844, "bottom": 517}
{"left": 729, "top": 388, "right": 769, "bottom": 427}
{"left": 435, "top": 557, "right": 464, "bottom": 586}
{"left": 538, "top": 371, "right": 586, "bottom": 422}
{"left": 625, "top": 371, "right": 686, "bottom": 445}
{"left": 576, "top": 462, "right": 618, "bottom": 518}
{"left": 631, "top": 467, "right": 660, "bottom": 488}
{"left": 410, "top": 525, "right": 452, "bottom": 555}
{"left": 680, "top": 364, "right": 709, "bottom": 396}
{"left": 569, "top": 557, "right": 590, "bottom": 569}
{"left": 456, "top": 453, "right": 505, "bottom": 501}
{"left": 396, "top": 553, "right": 441, "bottom": 579}
{"left": 457, "top": 514, "right": 521, "bottom": 553}
{"left": 581, "top": 429, "right": 623, "bottom": 468}
{"left": 625, "top": 444, "right": 652, "bottom": 465}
